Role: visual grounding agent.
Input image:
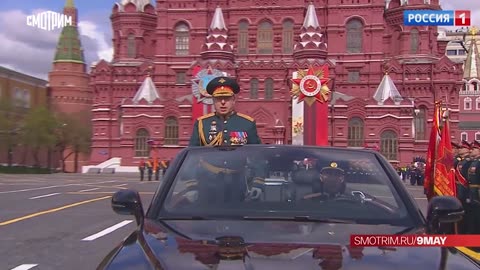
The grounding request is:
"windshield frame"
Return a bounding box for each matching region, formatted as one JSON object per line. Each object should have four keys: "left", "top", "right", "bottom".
{"left": 146, "top": 145, "right": 425, "bottom": 227}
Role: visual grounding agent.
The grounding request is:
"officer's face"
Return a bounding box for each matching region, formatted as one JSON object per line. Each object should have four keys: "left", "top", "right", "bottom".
{"left": 320, "top": 169, "right": 344, "bottom": 194}
{"left": 458, "top": 147, "right": 470, "bottom": 157}
{"left": 472, "top": 148, "right": 480, "bottom": 158}
{"left": 213, "top": 95, "right": 236, "bottom": 116}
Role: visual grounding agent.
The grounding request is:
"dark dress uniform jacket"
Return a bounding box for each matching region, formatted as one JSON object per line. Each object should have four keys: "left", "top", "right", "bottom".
{"left": 189, "top": 112, "right": 261, "bottom": 146}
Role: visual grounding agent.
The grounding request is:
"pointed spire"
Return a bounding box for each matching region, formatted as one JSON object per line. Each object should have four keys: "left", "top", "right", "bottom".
{"left": 133, "top": 76, "right": 161, "bottom": 104}
{"left": 54, "top": 0, "right": 84, "bottom": 63}
{"left": 200, "top": 6, "right": 233, "bottom": 61}
{"left": 293, "top": 2, "right": 327, "bottom": 60}
{"left": 373, "top": 73, "right": 403, "bottom": 104}
{"left": 210, "top": 6, "right": 227, "bottom": 31}
{"left": 302, "top": 2, "right": 320, "bottom": 29}
{"left": 463, "top": 27, "right": 480, "bottom": 79}
{"left": 65, "top": 0, "right": 75, "bottom": 8}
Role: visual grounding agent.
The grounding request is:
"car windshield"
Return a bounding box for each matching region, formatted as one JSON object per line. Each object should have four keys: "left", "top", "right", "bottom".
{"left": 159, "top": 146, "right": 413, "bottom": 226}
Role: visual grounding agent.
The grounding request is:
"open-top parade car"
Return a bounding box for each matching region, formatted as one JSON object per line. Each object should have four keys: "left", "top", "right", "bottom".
{"left": 97, "top": 145, "right": 479, "bottom": 270}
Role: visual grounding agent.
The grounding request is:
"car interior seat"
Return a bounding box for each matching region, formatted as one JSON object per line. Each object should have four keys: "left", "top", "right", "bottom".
{"left": 291, "top": 169, "right": 320, "bottom": 200}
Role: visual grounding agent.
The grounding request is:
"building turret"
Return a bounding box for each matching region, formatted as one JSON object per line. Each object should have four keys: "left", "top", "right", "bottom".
{"left": 47, "top": 0, "right": 91, "bottom": 172}
{"left": 111, "top": 0, "right": 156, "bottom": 61}
{"left": 293, "top": 2, "right": 327, "bottom": 61}
{"left": 200, "top": 6, "right": 234, "bottom": 62}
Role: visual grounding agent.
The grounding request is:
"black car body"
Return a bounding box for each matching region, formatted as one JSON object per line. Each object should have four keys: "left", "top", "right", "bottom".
{"left": 97, "top": 145, "right": 480, "bottom": 270}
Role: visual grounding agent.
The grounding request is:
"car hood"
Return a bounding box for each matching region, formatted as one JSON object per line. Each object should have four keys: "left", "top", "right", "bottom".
{"left": 98, "top": 219, "right": 479, "bottom": 270}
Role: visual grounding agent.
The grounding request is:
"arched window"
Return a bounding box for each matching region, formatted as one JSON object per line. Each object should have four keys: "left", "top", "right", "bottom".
{"left": 127, "top": 34, "right": 136, "bottom": 58}
{"left": 250, "top": 78, "right": 258, "bottom": 99}
{"left": 472, "top": 81, "right": 479, "bottom": 91}
{"left": 346, "top": 19, "right": 363, "bottom": 53}
{"left": 164, "top": 116, "right": 179, "bottom": 145}
{"left": 476, "top": 97, "right": 480, "bottom": 110}
{"left": 380, "top": 130, "right": 398, "bottom": 161}
{"left": 461, "top": 132, "right": 468, "bottom": 142}
{"left": 238, "top": 20, "right": 249, "bottom": 55}
{"left": 410, "top": 29, "right": 419, "bottom": 54}
{"left": 265, "top": 78, "right": 274, "bottom": 100}
{"left": 175, "top": 22, "right": 189, "bottom": 55}
{"left": 347, "top": 117, "right": 364, "bottom": 147}
{"left": 135, "top": 128, "right": 150, "bottom": 157}
{"left": 282, "top": 20, "right": 294, "bottom": 54}
{"left": 414, "top": 107, "right": 426, "bottom": 140}
{"left": 464, "top": 97, "right": 472, "bottom": 110}
{"left": 257, "top": 21, "right": 273, "bottom": 54}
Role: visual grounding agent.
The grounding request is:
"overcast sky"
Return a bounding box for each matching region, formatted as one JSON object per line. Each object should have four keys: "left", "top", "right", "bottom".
{"left": 0, "top": 0, "right": 478, "bottom": 80}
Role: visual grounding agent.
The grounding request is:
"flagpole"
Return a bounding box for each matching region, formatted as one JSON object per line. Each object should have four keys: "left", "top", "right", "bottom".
{"left": 430, "top": 101, "right": 441, "bottom": 199}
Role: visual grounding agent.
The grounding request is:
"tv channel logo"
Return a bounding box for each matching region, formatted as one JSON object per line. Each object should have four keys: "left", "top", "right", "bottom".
{"left": 404, "top": 10, "right": 470, "bottom": 26}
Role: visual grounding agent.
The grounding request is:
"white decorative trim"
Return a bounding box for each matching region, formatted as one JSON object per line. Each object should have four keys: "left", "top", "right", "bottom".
{"left": 122, "top": 114, "right": 163, "bottom": 118}
{"left": 366, "top": 114, "right": 413, "bottom": 119}
{"left": 121, "top": 105, "right": 165, "bottom": 108}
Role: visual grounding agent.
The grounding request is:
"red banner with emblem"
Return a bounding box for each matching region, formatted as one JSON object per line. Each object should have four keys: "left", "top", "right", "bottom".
{"left": 290, "top": 65, "right": 330, "bottom": 146}
{"left": 433, "top": 108, "right": 456, "bottom": 197}
{"left": 424, "top": 101, "right": 441, "bottom": 200}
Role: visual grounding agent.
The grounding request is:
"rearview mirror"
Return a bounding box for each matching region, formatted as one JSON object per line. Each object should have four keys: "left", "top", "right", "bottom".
{"left": 426, "top": 196, "right": 464, "bottom": 234}
{"left": 112, "top": 189, "right": 144, "bottom": 227}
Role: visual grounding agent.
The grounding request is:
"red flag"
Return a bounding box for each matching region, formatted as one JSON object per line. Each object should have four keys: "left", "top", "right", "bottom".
{"left": 315, "top": 65, "right": 329, "bottom": 146}
{"left": 424, "top": 102, "right": 441, "bottom": 200}
{"left": 433, "top": 109, "right": 456, "bottom": 197}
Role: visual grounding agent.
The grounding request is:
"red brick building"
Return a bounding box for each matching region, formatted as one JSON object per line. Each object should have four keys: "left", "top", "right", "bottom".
{"left": 70, "top": 0, "right": 464, "bottom": 168}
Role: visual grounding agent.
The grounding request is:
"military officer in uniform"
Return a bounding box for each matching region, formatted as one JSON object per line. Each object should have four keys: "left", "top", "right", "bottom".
{"left": 189, "top": 76, "right": 261, "bottom": 146}
{"left": 303, "top": 162, "right": 347, "bottom": 200}
{"left": 454, "top": 142, "right": 469, "bottom": 202}
{"left": 465, "top": 141, "right": 480, "bottom": 235}
{"left": 455, "top": 140, "right": 473, "bottom": 234}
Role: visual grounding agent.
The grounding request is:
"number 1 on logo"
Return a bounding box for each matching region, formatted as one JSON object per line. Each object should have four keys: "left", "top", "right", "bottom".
{"left": 454, "top": 10, "right": 471, "bottom": 26}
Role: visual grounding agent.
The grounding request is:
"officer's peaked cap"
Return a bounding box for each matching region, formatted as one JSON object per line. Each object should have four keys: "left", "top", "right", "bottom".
{"left": 461, "top": 140, "right": 472, "bottom": 149}
{"left": 321, "top": 162, "right": 344, "bottom": 173}
{"left": 206, "top": 76, "right": 240, "bottom": 97}
{"left": 451, "top": 142, "right": 461, "bottom": 149}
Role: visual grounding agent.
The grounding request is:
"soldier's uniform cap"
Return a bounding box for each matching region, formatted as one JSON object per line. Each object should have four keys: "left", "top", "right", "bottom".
{"left": 461, "top": 140, "right": 472, "bottom": 149}
{"left": 472, "top": 140, "right": 480, "bottom": 149}
{"left": 321, "top": 162, "right": 344, "bottom": 173}
{"left": 206, "top": 76, "right": 240, "bottom": 97}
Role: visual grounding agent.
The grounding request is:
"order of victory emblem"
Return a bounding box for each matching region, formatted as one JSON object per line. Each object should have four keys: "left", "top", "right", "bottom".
{"left": 192, "top": 67, "right": 225, "bottom": 105}
{"left": 291, "top": 66, "right": 331, "bottom": 106}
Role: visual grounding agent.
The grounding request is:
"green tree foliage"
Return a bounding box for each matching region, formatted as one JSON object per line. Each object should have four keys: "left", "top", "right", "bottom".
{"left": 0, "top": 98, "right": 25, "bottom": 166}
{"left": 53, "top": 111, "right": 91, "bottom": 172}
{"left": 21, "top": 106, "right": 57, "bottom": 166}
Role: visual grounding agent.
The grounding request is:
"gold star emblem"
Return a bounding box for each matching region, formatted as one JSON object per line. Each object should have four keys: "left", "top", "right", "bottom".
{"left": 470, "top": 26, "right": 478, "bottom": 36}
{"left": 330, "top": 162, "right": 337, "bottom": 168}
{"left": 218, "top": 78, "right": 226, "bottom": 83}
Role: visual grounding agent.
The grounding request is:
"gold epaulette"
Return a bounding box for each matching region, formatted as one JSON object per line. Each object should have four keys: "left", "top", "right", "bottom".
{"left": 197, "top": 112, "right": 215, "bottom": 121}
{"left": 253, "top": 177, "right": 265, "bottom": 185}
{"left": 237, "top": 113, "right": 254, "bottom": 122}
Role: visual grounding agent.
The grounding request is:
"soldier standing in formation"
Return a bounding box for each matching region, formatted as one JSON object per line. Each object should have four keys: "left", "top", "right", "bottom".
{"left": 189, "top": 76, "right": 261, "bottom": 146}
{"left": 465, "top": 141, "right": 480, "bottom": 236}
